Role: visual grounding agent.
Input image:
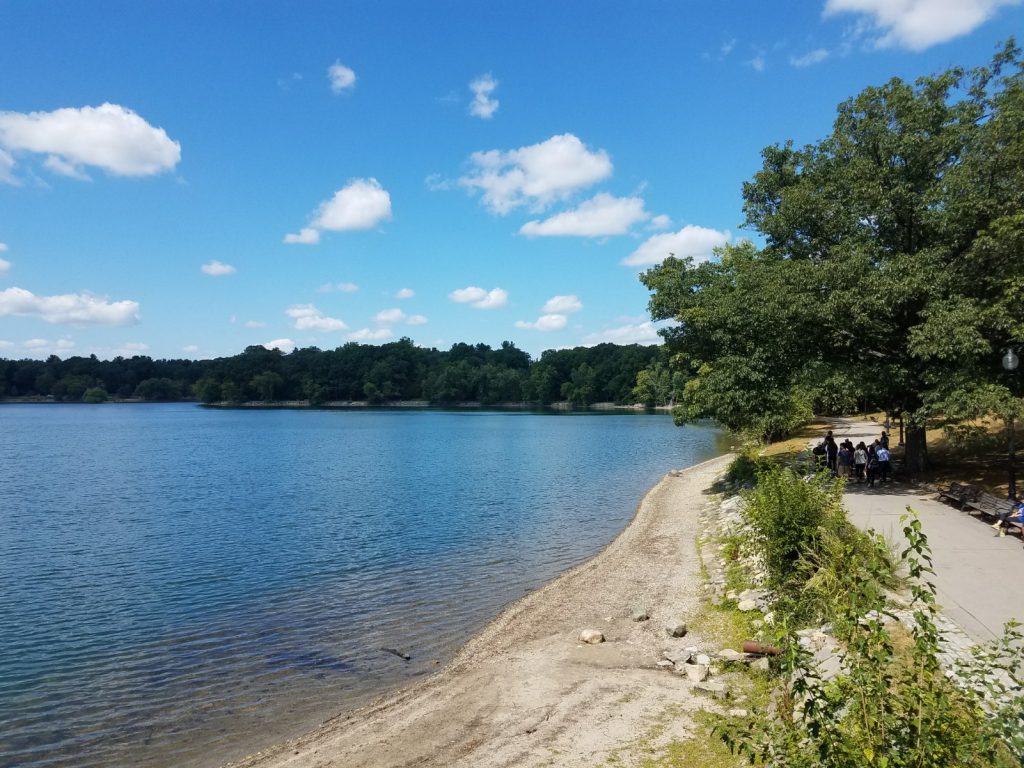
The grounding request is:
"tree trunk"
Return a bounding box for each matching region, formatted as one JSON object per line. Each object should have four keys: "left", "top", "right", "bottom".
{"left": 904, "top": 422, "right": 928, "bottom": 475}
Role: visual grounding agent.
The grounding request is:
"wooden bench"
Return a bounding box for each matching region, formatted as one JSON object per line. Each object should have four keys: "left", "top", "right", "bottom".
{"left": 937, "top": 482, "right": 978, "bottom": 509}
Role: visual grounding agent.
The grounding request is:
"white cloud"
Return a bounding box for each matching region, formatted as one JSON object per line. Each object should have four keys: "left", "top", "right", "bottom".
{"left": 0, "top": 243, "right": 7, "bottom": 251}
{"left": 582, "top": 321, "right": 665, "bottom": 346}
{"left": 515, "top": 313, "right": 567, "bottom": 331}
{"left": 44, "top": 154, "right": 91, "bottom": 180}
{"left": 459, "top": 133, "right": 613, "bottom": 214}
{"left": 0, "top": 340, "right": 13, "bottom": 349}
{"left": 348, "top": 327, "right": 392, "bottom": 341}
{"left": 469, "top": 73, "right": 499, "bottom": 119}
{"left": 0, "top": 287, "right": 139, "bottom": 325}
{"left": 284, "top": 228, "right": 320, "bottom": 245}
{"left": 648, "top": 214, "right": 672, "bottom": 230}
{"left": 263, "top": 338, "right": 296, "bottom": 353}
{"left": 0, "top": 257, "right": 10, "bottom": 275}
{"left": 406, "top": 314, "right": 428, "bottom": 325}
{"left": 790, "top": 48, "right": 830, "bottom": 67}
{"left": 286, "top": 304, "right": 347, "bottom": 332}
{"left": 200, "top": 260, "right": 236, "bottom": 276}
{"left": 519, "top": 193, "right": 649, "bottom": 237}
{"left": 622, "top": 225, "right": 731, "bottom": 267}
{"left": 395, "top": 287, "right": 415, "bottom": 299}
{"left": 23, "top": 337, "right": 76, "bottom": 356}
{"left": 749, "top": 55, "right": 766, "bottom": 71}
{"left": 0, "top": 149, "right": 15, "bottom": 184}
{"left": 448, "top": 286, "right": 508, "bottom": 309}
{"left": 541, "top": 295, "right": 583, "bottom": 314}
{"left": 0, "top": 103, "right": 180, "bottom": 178}
{"left": 317, "top": 281, "right": 359, "bottom": 293}
{"left": 183, "top": 344, "right": 200, "bottom": 353}
{"left": 244, "top": 320, "right": 267, "bottom": 328}
{"left": 375, "top": 307, "right": 406, "bottom": 324}
{"left": 328, "top": 61, "right": 356, "bottom": 93}
{"left": 285, "top": 178, "right": 392, "bottom": 244}
{"left": 113, "top": 342, "right": 149, "bottom": 357}
{"left": 823, "top": 0, "right": 1019, "bottom": 51}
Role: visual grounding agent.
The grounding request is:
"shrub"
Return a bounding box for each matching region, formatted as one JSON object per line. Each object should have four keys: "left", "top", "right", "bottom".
{"left": 725, "top": 450, "right": 776, "bottom": 487}
{"left": 742, "top": 467, "right": 845, "bottom": 597}
{"left": 82, "top": 386, "right": 108, "bottom": 404}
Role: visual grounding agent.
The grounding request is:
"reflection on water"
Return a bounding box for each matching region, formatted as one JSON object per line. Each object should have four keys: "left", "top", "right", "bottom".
{"left": 0, "top": 405, "right": 727, "bottom": 767}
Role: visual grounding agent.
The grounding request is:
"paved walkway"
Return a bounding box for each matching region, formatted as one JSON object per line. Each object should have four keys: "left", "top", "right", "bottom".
{"left": 833, "top": 417, "right": 1024, "bottom": 642}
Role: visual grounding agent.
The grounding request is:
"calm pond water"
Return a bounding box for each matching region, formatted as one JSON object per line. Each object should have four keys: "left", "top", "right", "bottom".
{"left": 0, "top": 405, "right": 727, "bottom": 768}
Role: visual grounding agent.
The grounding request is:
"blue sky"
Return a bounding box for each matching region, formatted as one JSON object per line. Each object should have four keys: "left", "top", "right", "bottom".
{"left": 1, "top": 0, "right": 1022, "bottom": 360}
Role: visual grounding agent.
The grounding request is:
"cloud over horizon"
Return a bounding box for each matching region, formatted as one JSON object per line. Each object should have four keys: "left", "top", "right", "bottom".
{"left": 623, "top": 225, "right": 731, "bottom": 267}
{"left": 448, "top": 286, "right": 508, "bottom": 309}
{"left": 286, "top": 304, "right": 347, "bottom": 331}
{"left": 823, "top": 0, "right": 1019, "bottom": 50}
{"left": 201, "top": 260, "right": 236, "bottom": 276}
{"left": 285, "top": 178, "right": 392, "bottom": 244}
{"left": 0, "top": 287, "right": 140, "bottom": 325}
{"left": 458, "top": 134, "right": 613, "bottom": 214}
{"left": 520, "top": 194, "right": 649, "bottom": 237}
{"left": 0, "top": 103, "right": 181, "bottom": 180}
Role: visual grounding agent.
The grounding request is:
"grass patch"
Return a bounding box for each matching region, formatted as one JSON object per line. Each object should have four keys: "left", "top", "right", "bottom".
{"left": 637, "top": 711, "right": 745, "bottom": 768}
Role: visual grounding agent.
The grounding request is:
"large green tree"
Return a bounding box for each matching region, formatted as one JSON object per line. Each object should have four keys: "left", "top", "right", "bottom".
{"left": 642, "top": 42, "right": 1024, "bottom": 471}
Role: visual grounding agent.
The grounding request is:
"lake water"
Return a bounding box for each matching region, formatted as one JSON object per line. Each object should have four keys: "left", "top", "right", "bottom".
{"left": 0, "top": 405, "right": 727, "bottom": 768}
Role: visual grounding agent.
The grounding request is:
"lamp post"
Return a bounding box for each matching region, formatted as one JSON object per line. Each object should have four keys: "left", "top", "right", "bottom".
{"left": 1003, "top": 348, "right": 1019, "bottom": 500}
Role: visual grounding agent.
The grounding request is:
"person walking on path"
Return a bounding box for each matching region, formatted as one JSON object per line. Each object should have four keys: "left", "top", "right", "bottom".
{"left": 880, "top": 431, "right": 890, "bottom": 450}
{"left": 837, "top": 442, "right": 853, "bottom": 478}
{"left": 866, "top": 442, "right": 880, "bottom": 487}
{"left": 824, "top": 435, "right": 839, "bottom": 476}
{"left": 876, "top": 442, "right": 892, "bottom": 483}
{"left": 853, "top": 442, "right": 868, "bottom": 483}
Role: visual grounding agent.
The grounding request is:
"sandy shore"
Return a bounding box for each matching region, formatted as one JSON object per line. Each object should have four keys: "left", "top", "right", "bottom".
{"left": 226, "top": 453, "right": 732, "bottom": 768}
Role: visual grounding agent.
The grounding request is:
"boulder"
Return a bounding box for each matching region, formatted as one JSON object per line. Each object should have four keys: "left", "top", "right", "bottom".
{"left": 737, "top": 599, "right": 758, "bottom": 612}
{"left": 718, "top": 648, "right": 745, "bottom": 662}
{"left": 666, "top": 623, "right": 688, "bottom": 638}
{"left": 632, "top": 609, "right": 650, "bottom": 622}
{"left": 693, "top": 681, "right": 728, "bottom": 698}
{"left": 578, "top": 629, "right": 605, "bottom": 644}
{"left": 684, "top": 663, "right": 710, "bottom": 682}
{"left": 695, "top": 653, "right": 712, "bottom": 666}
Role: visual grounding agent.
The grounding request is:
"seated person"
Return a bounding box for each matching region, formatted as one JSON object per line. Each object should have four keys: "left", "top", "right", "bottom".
{"left": 992, "top": 500, "right": 1024, "bottom": 537}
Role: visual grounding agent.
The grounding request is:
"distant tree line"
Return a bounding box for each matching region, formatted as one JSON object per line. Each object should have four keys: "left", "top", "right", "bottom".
{"left": 0, "top": 340, "right": 681, "bottom": 407}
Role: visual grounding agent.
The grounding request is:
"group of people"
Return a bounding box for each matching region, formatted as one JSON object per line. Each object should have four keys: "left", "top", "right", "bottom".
{"left": 813, "top": 430, "right": 893, "bottom": 487}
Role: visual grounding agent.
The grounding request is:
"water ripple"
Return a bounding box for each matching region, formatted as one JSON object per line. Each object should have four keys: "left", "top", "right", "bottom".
{"left": 0, "top": 406, "right": 726, "bottom": 768}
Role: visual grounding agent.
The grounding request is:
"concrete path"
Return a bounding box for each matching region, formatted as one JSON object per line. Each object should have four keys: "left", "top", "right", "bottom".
{"left": 832, "top": 417, "right": 1024, "bottom": 642}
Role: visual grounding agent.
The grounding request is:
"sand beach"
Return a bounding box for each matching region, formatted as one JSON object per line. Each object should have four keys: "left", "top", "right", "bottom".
{"left": 226, "top": 454, "right": 731, "bottom": 768}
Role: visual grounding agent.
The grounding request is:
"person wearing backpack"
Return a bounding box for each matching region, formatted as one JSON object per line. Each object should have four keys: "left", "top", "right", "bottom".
{"left": 875, "top": 442, "right": 892, "bottom": 483}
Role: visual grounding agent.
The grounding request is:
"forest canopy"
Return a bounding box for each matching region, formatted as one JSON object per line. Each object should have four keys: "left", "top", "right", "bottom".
{"left": 0, "top": 340, "right": 679, "bottom": 408}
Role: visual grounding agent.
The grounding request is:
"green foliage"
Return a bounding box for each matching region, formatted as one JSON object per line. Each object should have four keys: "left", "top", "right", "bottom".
{"left": 742, "top": 467, "right": 847, "bottom": 597}
{"left": 192, "top": 377, "right": 221, "bottom": 404}
{"left": 719, "top": 510, "right": 1024, "bottom": 767}
{"left": 82, "top": 386, "right": 108, "bottom": 404}
{"left": 724, "top": 450, "right": 775, "bottom": 487}
{"left": 641, "top": 43, "right": 1024, "bottom": 467}
{"left": 134, "top": 377, "right": 182, "bottom": 401}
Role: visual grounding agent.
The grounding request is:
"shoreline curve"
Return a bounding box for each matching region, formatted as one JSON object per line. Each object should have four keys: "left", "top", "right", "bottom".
{"left": 225, "top": 451, "right": 732, "bottom": 768}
